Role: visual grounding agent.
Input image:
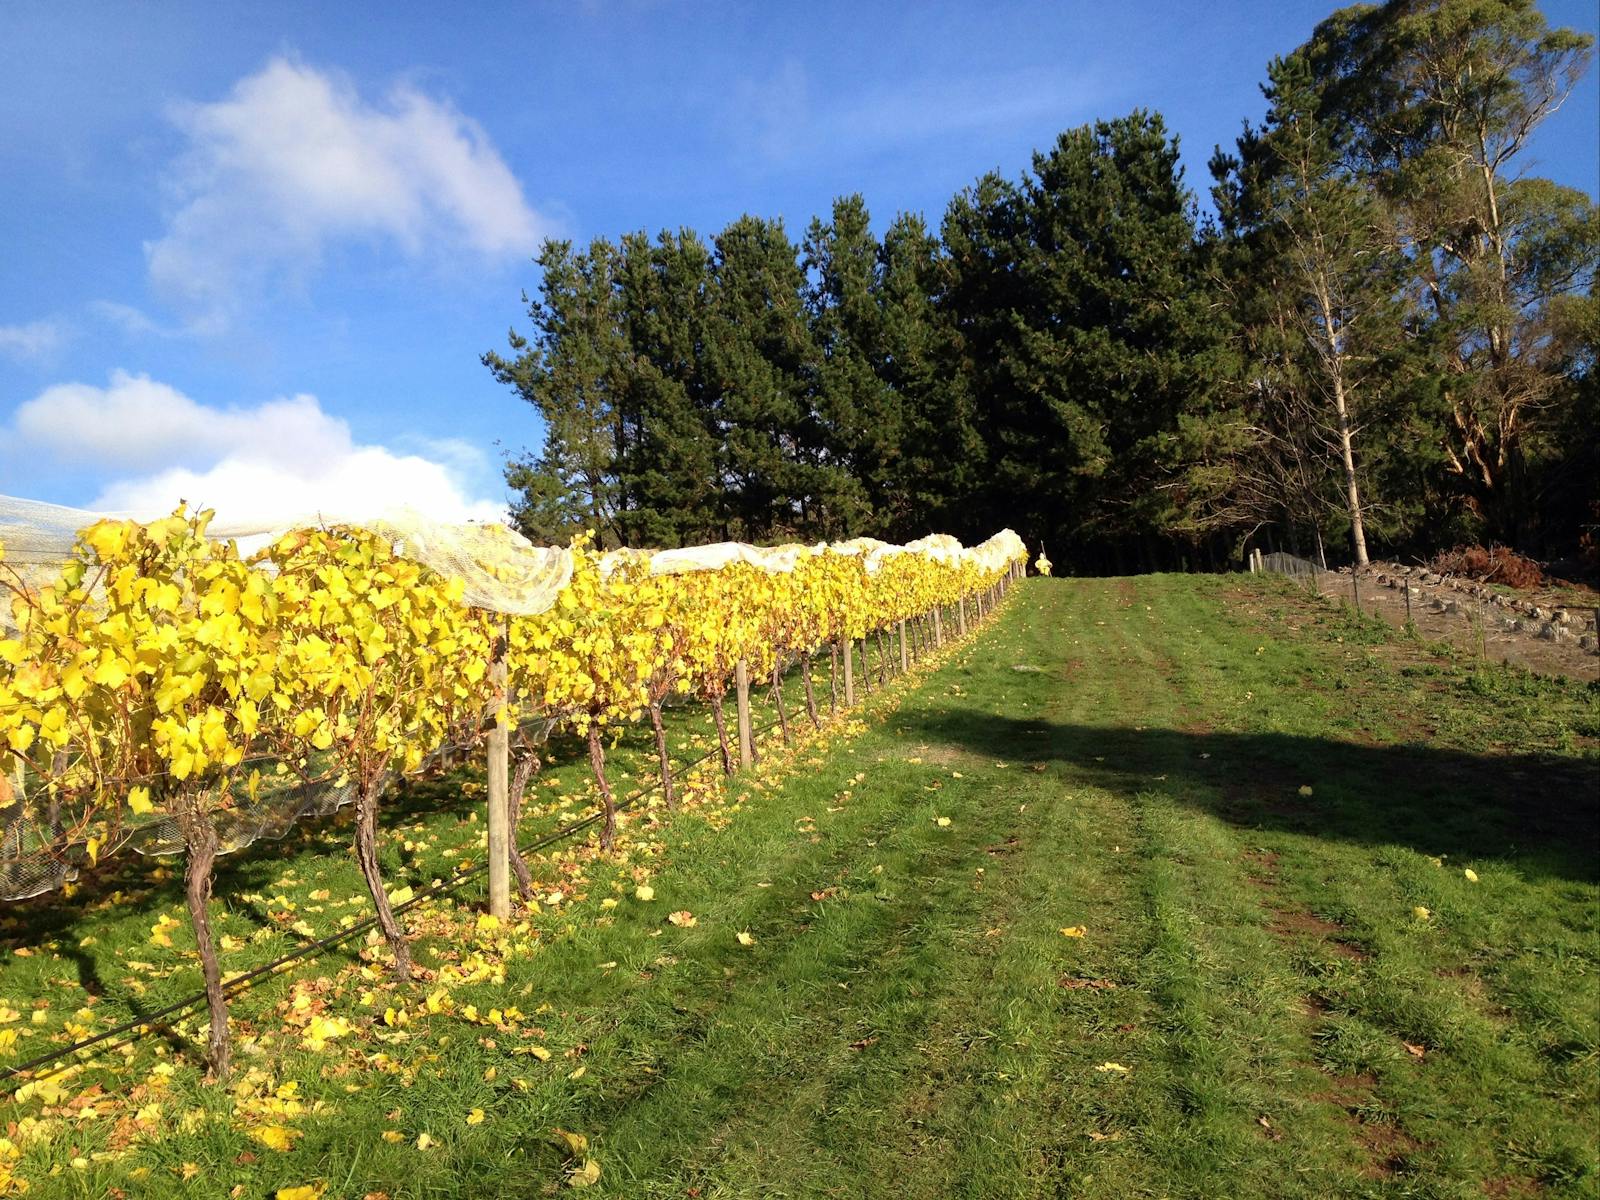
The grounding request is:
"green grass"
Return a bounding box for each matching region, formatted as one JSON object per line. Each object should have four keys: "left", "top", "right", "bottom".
{"left": 2, "top": 575, "right": 1597, "bottom": 1199}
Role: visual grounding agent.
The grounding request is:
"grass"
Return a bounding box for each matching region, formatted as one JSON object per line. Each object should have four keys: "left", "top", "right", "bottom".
{"left": 2, "top": 575, "right": 1597, "bottom": 1198}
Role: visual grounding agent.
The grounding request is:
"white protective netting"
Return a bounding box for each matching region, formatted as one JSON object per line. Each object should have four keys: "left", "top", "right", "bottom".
{"left": 0, "top": 494, "right": 572, "bottom": 898}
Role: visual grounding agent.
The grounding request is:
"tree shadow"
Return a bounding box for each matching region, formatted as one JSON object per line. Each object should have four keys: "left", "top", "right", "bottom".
{"left": 889, "top": 707, "right": 1600, "bottom": 884}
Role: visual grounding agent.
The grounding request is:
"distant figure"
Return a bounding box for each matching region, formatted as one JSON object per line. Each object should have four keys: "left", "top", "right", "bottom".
{"left": 1034, "top": 548, "right": 1052, "bottom": 576}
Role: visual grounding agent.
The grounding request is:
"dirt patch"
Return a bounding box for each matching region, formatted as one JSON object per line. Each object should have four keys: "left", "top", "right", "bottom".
{"left": 1483, "top": 1176, "right": 1544, "bottom": 1198}
{"left": 1244, "top": 847, "right": 1370, "bottom": 961}
{"left": 1318, "top": 566, "right": 1598, "bottom": 683}
{"left": 1355, "top": 1119, "right": 1423, "bottom": 1179}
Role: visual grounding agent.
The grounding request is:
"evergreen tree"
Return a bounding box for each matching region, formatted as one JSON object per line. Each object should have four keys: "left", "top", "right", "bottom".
{"left": 484, "top": 239, "right": 628, "bottom": 544}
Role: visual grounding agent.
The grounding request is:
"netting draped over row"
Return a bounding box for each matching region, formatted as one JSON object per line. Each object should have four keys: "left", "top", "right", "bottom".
{"left": 1, "top": 491, "right": 1026, "bottom": 900}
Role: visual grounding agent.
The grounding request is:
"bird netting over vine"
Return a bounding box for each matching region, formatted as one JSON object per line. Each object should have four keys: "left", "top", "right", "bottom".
{"left": 0, "top": 490, "right": 1027, "bottom": 901}
{"left": 0, "top": 494, "right": 574, "bottom": 625}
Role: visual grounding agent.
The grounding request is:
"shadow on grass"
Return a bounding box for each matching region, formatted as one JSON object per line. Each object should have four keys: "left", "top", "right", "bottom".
{"left": 890, "top": 707, "right": 1600, "bottom": 884}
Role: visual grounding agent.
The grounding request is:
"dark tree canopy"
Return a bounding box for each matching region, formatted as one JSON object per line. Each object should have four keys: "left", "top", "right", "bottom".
{"left": 489, "top": 0, "right": 1596, "bottom": 572}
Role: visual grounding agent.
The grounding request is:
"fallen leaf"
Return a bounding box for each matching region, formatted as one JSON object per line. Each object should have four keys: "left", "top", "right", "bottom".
{"left": 1412, "top": 906, "right": 1431, "bottom": 921}
{"left": 634, "top": 885, "right": 655, "bottom": 902}
{"left": 1095, "top": 1062, "right": 1130, "bottom": 1074}
{"left": 1060, "top": 926, "right": 1087, "bottom": 938}
{"left": 569, "top": 1159, "right": 601, "bottom": 1187}
{"left": 250, "top": 1125, "right": 301, "bottom": 1152}
{"left": 666, "top": 911, "right": 696, "bottom": 927}
{"left": 275, "top": 1187, "right": 326, "bottom": 1200}
{"left": 1463, "top": 868, "right": 1479, "bottom": 883}
{"left": 466, "top": 1107, "right": 486, "bottom": 1125}
{"left": 735, "top": 931, "right": 755, "bottom": 947}
{"left": 935, "top": 816, "right": 952, "bottom": 827}
{"left": 1402, "top": 1041, "right": 1426, "bottom": 1058}
{"left": 553, "top": 1128, "right": 589, "bottom": 1156}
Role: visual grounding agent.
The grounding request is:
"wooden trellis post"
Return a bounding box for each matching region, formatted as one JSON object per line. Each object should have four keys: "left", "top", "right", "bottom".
{"left": 899, "top": 619, "right": 909, "bottom": 672}
{"left": 842, "top": 638, "right": 855, "bottom": 706}
{"left": 734, "top": 659, "right": 754, "bottom": 768}
{"left": 486, "top": 622, "right": 511, "bottom": 921}
{"left": 933, "top": 605, "right": 944, "bottom": 647}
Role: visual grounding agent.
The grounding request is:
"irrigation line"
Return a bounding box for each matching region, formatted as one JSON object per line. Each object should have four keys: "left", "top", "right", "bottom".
{"left": 0, "top": 600, "right": 1003, "bottom": 1092}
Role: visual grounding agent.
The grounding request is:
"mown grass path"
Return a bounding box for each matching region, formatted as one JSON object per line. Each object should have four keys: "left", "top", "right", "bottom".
{"left": 5, "top": 575, "right": 1597, "bottom": 1199}
{"left": 515, "top": 575, "right": 1596, "bottom": 1199}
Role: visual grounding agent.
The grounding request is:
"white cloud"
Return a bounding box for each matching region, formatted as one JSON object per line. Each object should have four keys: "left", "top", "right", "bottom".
{"left": 146, "top": 56, "right": 547, "bottom": 322}
{"left": 88, "top": 300, "right": 219, "bottom": 340}
{"left": 0, "top": 320, "right": 67, "bottom": 361}
{"left": 8, "top": 370, "right": 506, "bottom": 528}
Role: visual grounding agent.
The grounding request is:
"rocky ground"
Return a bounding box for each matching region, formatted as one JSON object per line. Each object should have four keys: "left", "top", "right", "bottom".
{"left": 1316, "top": 562, "right": 1600, "bottom": 682}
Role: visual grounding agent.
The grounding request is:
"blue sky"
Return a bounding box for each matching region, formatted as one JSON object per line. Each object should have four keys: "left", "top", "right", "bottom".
{"left": 2, "top": 0, "right": 1595, "bottom": 525}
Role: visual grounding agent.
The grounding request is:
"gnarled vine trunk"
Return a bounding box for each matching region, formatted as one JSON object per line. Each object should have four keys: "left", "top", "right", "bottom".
{"left": 354, "top": 776, "right": 411, "bottom": 981}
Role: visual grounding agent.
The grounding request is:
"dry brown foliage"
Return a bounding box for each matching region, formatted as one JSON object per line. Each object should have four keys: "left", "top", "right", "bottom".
{"left": 1428, "top": 544, "right": 1545, "bottom": 589}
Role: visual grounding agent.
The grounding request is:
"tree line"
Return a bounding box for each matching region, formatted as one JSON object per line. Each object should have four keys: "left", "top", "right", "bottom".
{"left": 486, "top": 0, "right": 1597, "bottom": 573}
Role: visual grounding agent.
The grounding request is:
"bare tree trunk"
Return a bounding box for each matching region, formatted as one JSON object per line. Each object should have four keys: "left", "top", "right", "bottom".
{"left": 771, "top": 664, "right": 790, "bottom": 744}
{"left": 587, "top": 725, "right": 616, "bottom": 850}
{"left": 709, "top": 693, "right": 733, "bottom": 775}
{"left": 180, "top": 802, "right": 229, "bottom": 1080}
{"left": 354, "top": 778, "right": 411, "bottom": 981}
{"left": 508, "top": 751, "right": 537, "bottom": 899}
{"left": 649, "top": 700, "right": 674, "bottom": 810}
{"left": 801, "top": 651, "right": 820, "bottom": 730}
{"left": 1332, "top": 369, "right": 1370, "bottom": 568}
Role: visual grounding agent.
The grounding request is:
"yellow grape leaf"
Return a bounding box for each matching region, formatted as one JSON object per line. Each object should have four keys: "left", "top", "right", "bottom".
{"left": 476, "top": 913, "right": 501, "bottom": 934}
{"left": 736, "top": 931, "right": 755, "bottom": 947}
{"left": 387, "top": 886, "right": 414, "bottom": 907}
{"left": 1298, "top": 785, "right": 1314, "bottom": 797}
{"left": 569, "top": 1159, "right": 601, "bottom": 1188}
{"left": 1412, "top": 906, "right": 1431, "bottom": 921}
{"left": 416, "top": 1132, "right": 436, "bottom": 1150}
{"left": 1463, "top": 869, "right": 1479, "bottom": 883}
{"left": 128, "top": 786, "right": 154, "bottom": 815}
{"left": 302, "top": 1015, "right": 351, "bottom": 1051}
{"left": 381, "top": 1130, "right": 404, "bottom": 1144}
{"left": 935, "top": 817, "right": 952, "bottom": 827}
{"left": 1060, "top": 926, "right": 1087, "bottom": 938}
{"left": 1095, "top": 1062, "right": 1130, "bottom": 1074}
{"left": 251, "top": 1124, "right": 301, "bottom": 1152}
{"left": 633, "top": 885, "right": 654, "bottom": 902}
{"left": 553, "top": 1128, "right": 588, "bottom": 1156}
{"left": 466, "top": 1107, "right": 486, "bottom": 1125}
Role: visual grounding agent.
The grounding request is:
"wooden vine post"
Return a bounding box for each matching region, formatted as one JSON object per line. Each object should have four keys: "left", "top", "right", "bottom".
{"left": 486, "top": 621, "right": 511, "bottom": 921}
{"left": 735, "top": 659, "right": 754, "bottom": 768}
{"left": 899, "top": 619, "right": 909, "bottom": 672}
{"left": 957, "top": 596, "right": 967, "bottom": 636}
{"left": 933, "top": 605, "right": 944, "bottom": 648}
{"left": 842, "top": 637, "right": 855, "bottom": 706}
